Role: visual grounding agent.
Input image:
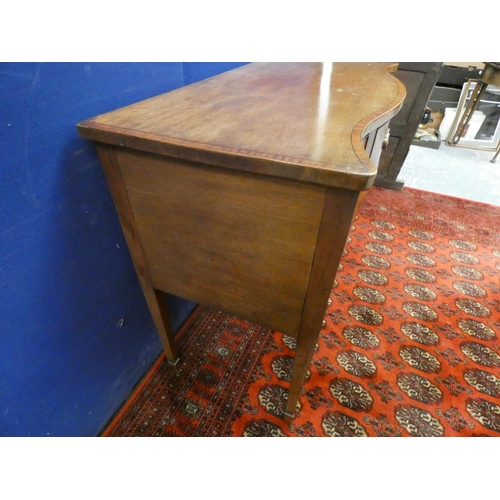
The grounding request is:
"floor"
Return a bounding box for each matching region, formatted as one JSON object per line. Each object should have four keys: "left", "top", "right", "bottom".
{"left": 397, "top": 142, "right": 500, "bottom": 206}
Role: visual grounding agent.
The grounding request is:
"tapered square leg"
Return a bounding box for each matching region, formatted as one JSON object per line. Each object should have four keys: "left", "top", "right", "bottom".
{"left": 96, "top": 144, "right": 180, "bottom": 365}
{"left": 284, "top": 187, "right": 360, "bottom": 421}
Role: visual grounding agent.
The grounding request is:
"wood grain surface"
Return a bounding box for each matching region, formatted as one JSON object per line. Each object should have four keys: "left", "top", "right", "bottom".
{"left": 78, "top": 63, "right": 406, "bottom": 420}
{"left": 78, "top": 63, "right": 405, "bottom": 190}
{"left": 117, "top": 148, "right": 325, "bottom": 336}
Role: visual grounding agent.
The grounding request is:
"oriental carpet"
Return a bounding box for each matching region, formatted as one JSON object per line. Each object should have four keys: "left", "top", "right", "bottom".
{"left": 102, "top": 187, "right": 500, "bottom": 437}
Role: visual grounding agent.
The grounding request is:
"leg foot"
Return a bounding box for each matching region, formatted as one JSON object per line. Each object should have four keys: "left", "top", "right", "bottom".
{"left": 166, "top": 355, "right": 181, "bottom": 374}
{"left": 166, "top": 356, "right": 180, "bottom": 367}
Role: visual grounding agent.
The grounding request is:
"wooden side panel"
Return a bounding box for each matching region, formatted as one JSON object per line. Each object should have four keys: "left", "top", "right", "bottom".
{"left": 116, "top": 149, "right": 326, "bottom": 337}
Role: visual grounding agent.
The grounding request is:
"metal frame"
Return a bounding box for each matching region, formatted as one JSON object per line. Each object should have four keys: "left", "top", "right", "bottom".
{"left": 446, "top": 78, "right": 500, "bottom": 152}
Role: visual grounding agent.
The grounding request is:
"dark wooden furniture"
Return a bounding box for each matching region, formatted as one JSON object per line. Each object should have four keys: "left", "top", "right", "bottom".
{"left": 77, "top": 63, "right": 405, "bottom": 422}
{"left": 375, "top": 62, "right": 442, "bottom": 189}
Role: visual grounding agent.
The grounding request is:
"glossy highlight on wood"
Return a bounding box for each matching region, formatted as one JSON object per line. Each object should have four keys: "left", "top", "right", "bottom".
{"left": 77, "top": 62, "right": 405, "bottom": 421}
{"left": 78, "top": 63, "right": 405, "bottom": 191}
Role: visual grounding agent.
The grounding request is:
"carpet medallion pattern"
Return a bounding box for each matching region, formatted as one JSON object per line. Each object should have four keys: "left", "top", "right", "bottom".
{"left": 103, "top": 187, "right": 500, "bottom": 437}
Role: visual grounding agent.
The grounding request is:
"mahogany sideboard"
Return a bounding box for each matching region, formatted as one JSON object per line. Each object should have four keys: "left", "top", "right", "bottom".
{"left": 77, "top": 63, "right": 406, "bottom": 422}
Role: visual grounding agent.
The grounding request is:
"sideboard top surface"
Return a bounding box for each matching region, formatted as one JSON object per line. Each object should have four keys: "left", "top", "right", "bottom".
{"left": 77, "top": 62, "right": 405, "bottom": 190}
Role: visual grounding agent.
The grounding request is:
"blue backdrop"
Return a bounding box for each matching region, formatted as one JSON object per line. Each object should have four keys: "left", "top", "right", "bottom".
{"left": 0, "top": 62, "right": 248, "bottom": 436}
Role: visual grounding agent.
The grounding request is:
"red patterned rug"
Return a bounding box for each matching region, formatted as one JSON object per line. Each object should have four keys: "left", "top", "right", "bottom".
{"left": 102, "top": 187, "right": 500, "bottom": 437}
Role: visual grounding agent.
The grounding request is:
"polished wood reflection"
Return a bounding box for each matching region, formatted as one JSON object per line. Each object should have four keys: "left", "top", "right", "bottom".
{"left": 78, "top": 63, "right": 405, "bottom": 421}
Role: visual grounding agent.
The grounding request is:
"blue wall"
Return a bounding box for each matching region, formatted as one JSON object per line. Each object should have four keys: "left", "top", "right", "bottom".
{"left": 0, "top": 62, "right": 248, "bottom": 436}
